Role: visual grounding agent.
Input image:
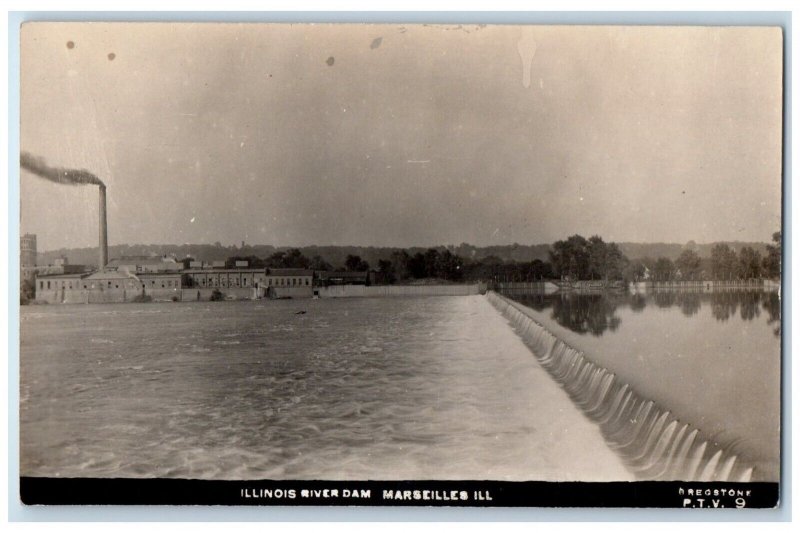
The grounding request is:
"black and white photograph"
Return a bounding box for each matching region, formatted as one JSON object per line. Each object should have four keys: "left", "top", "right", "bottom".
{"left": 17, "top": 21, "right": 783, "bottom": 508}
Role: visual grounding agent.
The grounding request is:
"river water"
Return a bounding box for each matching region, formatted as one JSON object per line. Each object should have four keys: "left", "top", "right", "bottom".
{"left": 20, "top": 295, "right": 630, "bottom": 481}
{"left": 502, "top": 289, "right": 781, "bottom": 481}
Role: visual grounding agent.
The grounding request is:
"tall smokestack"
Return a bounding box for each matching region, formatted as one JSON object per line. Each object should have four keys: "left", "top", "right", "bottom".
{"left": 99, "top": 185, "right": 108, "bottom": 269}
{"left": 20, "top": 152, "right": 109, "bottom": 270}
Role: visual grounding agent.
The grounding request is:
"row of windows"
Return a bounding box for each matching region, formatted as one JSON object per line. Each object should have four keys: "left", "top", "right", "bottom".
{"left": 40, "top": 279, "right": 180, "bottom": 290}
{"left": 184, "top": 276, "right": 311, "bottom": 287}
{"left": 269, "top": 277, "right": 310, "bottom": 286}
{"left": 40, "top": 276, "right": 312, "bottom": 291}
{"left": 189, "top": 277, "right": 259, "bottom": 287}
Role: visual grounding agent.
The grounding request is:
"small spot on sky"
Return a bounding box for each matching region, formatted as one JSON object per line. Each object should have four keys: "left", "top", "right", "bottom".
{"left": 66, "top": 41, "right": 75, "bottom": 49}
{"left": 326, "top": 56, "right": 335, "bottom": 66}
{"left": 107, "top": 52, "right": 116, "bottom": 61}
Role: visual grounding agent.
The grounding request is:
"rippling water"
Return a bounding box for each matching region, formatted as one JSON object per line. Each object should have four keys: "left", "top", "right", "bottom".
{"left": 21, "top": 296, "right": 629, "bottom": 481}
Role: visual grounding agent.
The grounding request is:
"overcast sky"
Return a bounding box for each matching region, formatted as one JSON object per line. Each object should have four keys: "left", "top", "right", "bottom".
{"left": 20, "top": 23, "right": 783, "bottom": 251}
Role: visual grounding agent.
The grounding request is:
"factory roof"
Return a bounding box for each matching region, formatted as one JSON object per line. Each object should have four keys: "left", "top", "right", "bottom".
{"left": 107, "top": 256, "right": 180, "bottom": 267}
{"left": 85, "top": 270, "right": 141, "bottom": 280}
{"left": 35, "top": 272, "right": 92, "bottom": 279}
{"left": 267, "top": 268, "right": 314, "bottom": 276}
{"left": 183, "top": 268, "right": 265, "bottom": 274}
{"left": 318, "top": 271, "right": 369, "bottom": 279}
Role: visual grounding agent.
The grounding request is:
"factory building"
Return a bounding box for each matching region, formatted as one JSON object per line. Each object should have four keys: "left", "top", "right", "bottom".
{"left": 20, "top": 234, "right": 92, "bottom": 302}
{"left": 318, "top": 271, "right": 369, "bottom": 286}
{"left": 35, "top": 270, "right": 186, "bottom": 304}
{"left": 266, "top": 268, "right": 314, "bottom": 298}
{"left": 183, "top": 269, "right": 267, "bottom": 291}
{"left": 31, "top": 254, "right": 325, "bottom": 303}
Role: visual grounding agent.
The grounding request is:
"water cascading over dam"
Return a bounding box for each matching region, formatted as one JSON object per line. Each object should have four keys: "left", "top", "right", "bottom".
{"left": 21, "top": 152, "right": 108, "bottom": 269}
{"left": 486, "top": 291, "right": 755, "bottom": 482}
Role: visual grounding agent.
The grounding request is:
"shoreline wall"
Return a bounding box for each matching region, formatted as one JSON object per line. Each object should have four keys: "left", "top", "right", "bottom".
{"left": 485, "top": 291, "right": 756, "bottom": 482}
{"left": 317, "top": 284, "right": 484, "bottom": 298}
{"left": 33, "top": 284, "right": 485, "bottom": 304}
{"left": 630, "top": 280, "right": 778, "bottom": 292}
{"left": 36, "top": 286, "right": 258, "bottom": 304}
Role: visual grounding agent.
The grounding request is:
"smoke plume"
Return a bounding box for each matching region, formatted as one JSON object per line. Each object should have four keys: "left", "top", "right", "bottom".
{"left": 20, "top": 151, "right": 105, "bottom": 188}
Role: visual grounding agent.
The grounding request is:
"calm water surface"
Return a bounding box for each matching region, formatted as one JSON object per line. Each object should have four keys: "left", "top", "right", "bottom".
{"left": 503, "top": 289, "right": 781, "bottom": 480}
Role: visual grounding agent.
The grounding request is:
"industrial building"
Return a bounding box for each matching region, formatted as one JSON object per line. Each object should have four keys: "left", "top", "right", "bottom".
{"left": 265, "top": 268, "right": 314, "bottom": 298}
{"left": 318, "top": 271, "right": 369, "bottom": 286}
{"left": 33, "top": 256, "right": 325, "bottom": 303}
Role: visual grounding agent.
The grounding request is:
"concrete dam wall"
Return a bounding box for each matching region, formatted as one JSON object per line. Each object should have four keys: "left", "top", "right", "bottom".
{"left": 317, "top": 284, "right": 484, "bottom": 298}
{"left": 486, "top": 291, "right": 756, "bottom": 482}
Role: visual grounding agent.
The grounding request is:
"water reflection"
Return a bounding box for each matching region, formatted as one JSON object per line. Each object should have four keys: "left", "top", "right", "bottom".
{"left": 504, "top": 290, "right": 781, "bottom": 337}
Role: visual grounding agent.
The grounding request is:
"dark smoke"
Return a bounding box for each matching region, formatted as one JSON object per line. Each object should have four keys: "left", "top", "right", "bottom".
{"left": 20, "top": 151, "right": 105, "bottom": 188}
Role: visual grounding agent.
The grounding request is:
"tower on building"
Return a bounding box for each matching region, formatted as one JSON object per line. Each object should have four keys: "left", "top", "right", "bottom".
{"left": 21, "top": 233, "right": 37, "bottom": 268}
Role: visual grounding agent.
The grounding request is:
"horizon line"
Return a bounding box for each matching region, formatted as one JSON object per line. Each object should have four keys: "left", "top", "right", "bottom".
{"left": 34, "top": 238, "right": 775, "bottom": 255}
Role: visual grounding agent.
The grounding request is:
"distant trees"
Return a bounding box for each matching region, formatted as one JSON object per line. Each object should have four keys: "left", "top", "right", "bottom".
{"left": 651, "top": 257, "right": 676, "bottom": 281}
{"left": 623, "top": 261, "right": 647, "bottom": 282}
{"left": 389, "top": 250, "right": 411, "bottom": 280}
{"left": 549, "top": 235, "right": 590, "bottom": 280}
{"left": 737, "top": 246, "right": 762, "bottom": 279}
{"left": 376, "top": 259, "right": 396, "bottom": 284}
{"left": 675, "top": 249, "right": 702, "bottom": 280}
{"left": 308, "top": 255, "right": 332, "bottom": 272}
{"left": 704, "top": 242, "right": 775, "bottom": 280}
{"left": 214, "top": 232, "right": 780, "bottom": 285}
{"left": 711, "top": 244, "right": 739, "bottom": 280}
{"left": 345, "top": 254, "right": 370, "bottom": 272}
{"left": 762, "top": 231, "right": 781, "bottom": 279}
{"left": 267, "top": 249, "right": 310, "bottom": 269}
{"left": 381, "top": 248, "right": 464, "bottom": 282}
{"left": 550, "top": 234, "right": 626, "bottom": 281}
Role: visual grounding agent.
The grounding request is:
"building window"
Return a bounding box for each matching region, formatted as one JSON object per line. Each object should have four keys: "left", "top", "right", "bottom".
{"left": 84, "top": 284, "right": 88, "bottom": 289}
{"left": 108, "top": 281, "right": 112, "bottom": 288}
{"left": 40, "top": 281, "right": 43, "bottom": 289}
{"left": 47, "top": 281, "right": 50, "bottom": 289}
{"left": 115, "top": 284, "right": 119, "bottom": 289}
{"left": 305, "top": 279, "right": 309, "bottom": 286}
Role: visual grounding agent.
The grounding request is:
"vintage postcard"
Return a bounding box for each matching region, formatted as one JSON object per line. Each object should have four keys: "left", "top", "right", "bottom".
{"left": 18, "top": 22, "right": 783, "bottom": 508}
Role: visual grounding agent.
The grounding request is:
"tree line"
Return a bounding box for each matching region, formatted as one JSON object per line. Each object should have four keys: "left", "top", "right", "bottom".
{"left": 205, "top": 231, "right": 781, "bottom": 284}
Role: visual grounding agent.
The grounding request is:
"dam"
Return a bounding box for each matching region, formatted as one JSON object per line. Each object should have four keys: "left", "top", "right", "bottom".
{"left": 19, "top": 289, "right": 779, "bottom": 482}
{"left": 489, "top": 288, "right": 780, "bottom": 482}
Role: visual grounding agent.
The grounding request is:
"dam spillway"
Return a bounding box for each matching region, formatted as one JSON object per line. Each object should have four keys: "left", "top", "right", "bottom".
{"left": 486, "top": 291, "right": 770, "bottom": 482}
